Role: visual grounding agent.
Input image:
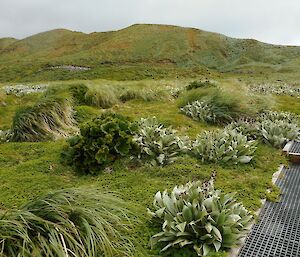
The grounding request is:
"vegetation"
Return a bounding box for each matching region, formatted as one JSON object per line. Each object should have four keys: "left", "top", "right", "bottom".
{"left": 149, "top": 175, "right": 252, "bottom": 256}
{"left": 10, "top": 95, "right": 78, "bottom": 142}
{"left": 133, "top": 117, "right": 190, "bottom": 165}
{"left": 186, "top": 80, "right": 216, "bottom": 91}
{"left": 0, "top": 76, "right": 297, "bottom": 257}
{"left": 84, "top": 85, "right": 119, "bottom": 108}
{"left": 249, "top": 82, "right": 300, "bottom": 96}
{"left": 62, "top": 112, "right": 137, "bottom": 174}
{"left": 192, "top": 129, "right": 257, "bottom": 164}
{"left": 179, "top": 88, "right": 247, "bottom": 124}
{"left": 227, "top": 110, "right": 300, "bottom": 148}
{"left": 2, "top": 24, "right": 300, "bottom": 82}
{"left": 0, "top": 188, "right": 135, "bottom": 257}
{"left": 259, "top": 120, "right": 299, "bottom": 148}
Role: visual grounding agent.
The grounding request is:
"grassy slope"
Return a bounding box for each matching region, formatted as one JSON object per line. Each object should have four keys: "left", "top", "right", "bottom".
{"left": 1, "top": 24, "right": 300, "bottom": 82}
{"left": 0, "top": 78, "right": 293, "bottom": 256}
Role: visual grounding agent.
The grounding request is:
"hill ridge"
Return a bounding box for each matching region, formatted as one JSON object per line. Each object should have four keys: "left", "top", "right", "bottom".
{"left": 1, "top": 24, "right": 300, "bottom": 82}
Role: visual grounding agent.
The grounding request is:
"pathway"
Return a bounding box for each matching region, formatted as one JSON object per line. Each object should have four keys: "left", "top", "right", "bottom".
{"left": 238, "top": 141, "right": 300, "bottom": 257}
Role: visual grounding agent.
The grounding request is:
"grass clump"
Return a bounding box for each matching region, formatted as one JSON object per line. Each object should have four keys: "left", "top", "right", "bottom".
{"left": 149, "top": 175, "right": 252, "bottom": 256}
{"left": 62, "top": 112, "right": 137, "bottom": 174}
{"left": 192, "top": 128, "right": 257, "bottom": 164}
{"left": 0, "top": 188, "right": 135, "bottom": 257}
{"left": 10, "top": 95, "right": 78, "bottom": 142}
{"left": 133, "top": 117, "right": 190, "bottom": 166}
{"left": 84, "top": 85, "right": 119, "bottom": 108}
{"left": 118, "top": 87, "right": 169, "bottom": 102}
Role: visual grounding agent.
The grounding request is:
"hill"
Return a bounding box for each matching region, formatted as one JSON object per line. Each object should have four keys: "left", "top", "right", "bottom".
{"left": 1, "top": 24, "right": 300, "bottom": 82}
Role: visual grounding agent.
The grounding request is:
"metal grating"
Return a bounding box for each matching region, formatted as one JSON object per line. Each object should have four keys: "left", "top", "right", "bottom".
{"left": 238, "top": 164, "right": 300, "bottom": 257}
{"left": 288, "top": 141, "right": 300, "bottom": 154}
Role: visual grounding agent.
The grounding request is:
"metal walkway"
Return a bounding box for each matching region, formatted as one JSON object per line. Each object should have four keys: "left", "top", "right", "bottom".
{"left": 238, "top": 164, "right": 300, "bottom": 257}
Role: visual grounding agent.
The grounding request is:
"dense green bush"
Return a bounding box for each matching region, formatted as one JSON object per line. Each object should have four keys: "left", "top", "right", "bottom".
{"left": 133, "top": 117, "right": 190, "bottom": 166}
{"left": 11, "top": 95, "right": 78, "bottom": 142}
{"left": 0, "top": 188, "right": 135, "bottom": 257}
{"left": 62, "top": 112, "right": 137, "bottom": 174}
{"left": 149, "top": 177, "right": 252, "bottom": 256}
{"left": 192, "top": 129, "right": 257, "bottom": 164}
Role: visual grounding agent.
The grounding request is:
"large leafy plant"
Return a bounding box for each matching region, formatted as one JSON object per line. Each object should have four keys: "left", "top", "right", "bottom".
{"left": 226, "top": 111, "right": 300, "bottom": 148}
{"left": 0, "top": 130, "right": 12, "bottom": 143}
{"left": 258, "top": 110, "right": 298, "bottom": 124}
{"left": 133, "top": 117, "right": 190, "bottom": 166}
{"left": 149, "top": 176, "right": 252, "bottom": 256}
{"left": 192, "top": 129, "right": 257, "bottom": 164}
{"left": 259, "top": 119, "right": 299, "bottom": 148}
{"left": 181, "top": 101, "right": 217, "bottom": 123}
{"left": 0, "top": 188, "right": 135, "bottom": 257}
{"left": 225, "top": 118, "right": 259, "bottom": 140}
{"left": 62, "top": 112, "right": 137, "bottom": 174}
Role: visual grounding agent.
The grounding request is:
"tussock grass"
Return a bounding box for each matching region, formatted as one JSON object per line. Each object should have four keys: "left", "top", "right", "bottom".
{"left": 0, "top": 188, "right": 135, "bottom": 257}
{"left": 84, "top": 85, "right": 119, "bottom": 108}
{"left": 11, "top": 95, "right": 78, "bottom": 142}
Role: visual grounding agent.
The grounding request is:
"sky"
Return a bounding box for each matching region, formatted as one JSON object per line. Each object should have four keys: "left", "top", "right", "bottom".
{"left": 1, "top": 0, "right": 300, "bottom": 46}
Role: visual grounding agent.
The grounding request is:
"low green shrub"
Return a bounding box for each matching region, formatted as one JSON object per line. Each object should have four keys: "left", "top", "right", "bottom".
{"left": 11, "top": 95, "right": 78, "bottom": 142}
{"left": 192, "top": 129, "right": 257, "bottom": 164}
{"left": 149, "top": 176, "right": 252, "bottom": 256}
{"left": 0, "top": 188, "right": 135, "bottom": 257}
{"left": 62, "top": 112, "right": 136, "bottom": 174}
{"left": 133, "top": 117, "right": 190, "bottom": 166}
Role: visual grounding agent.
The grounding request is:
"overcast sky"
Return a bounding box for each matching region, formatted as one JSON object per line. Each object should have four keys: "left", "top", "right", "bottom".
{"left": 1, "top": 0, "right": 300, "bottom": 45}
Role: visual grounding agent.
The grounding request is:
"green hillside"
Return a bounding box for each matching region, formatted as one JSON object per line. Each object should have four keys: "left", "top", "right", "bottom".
{"left": 0, "top": 37, "right": 18, "bottom": 51}
{"left": 1, "top": 24, "right": 300, "bottom": 82}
